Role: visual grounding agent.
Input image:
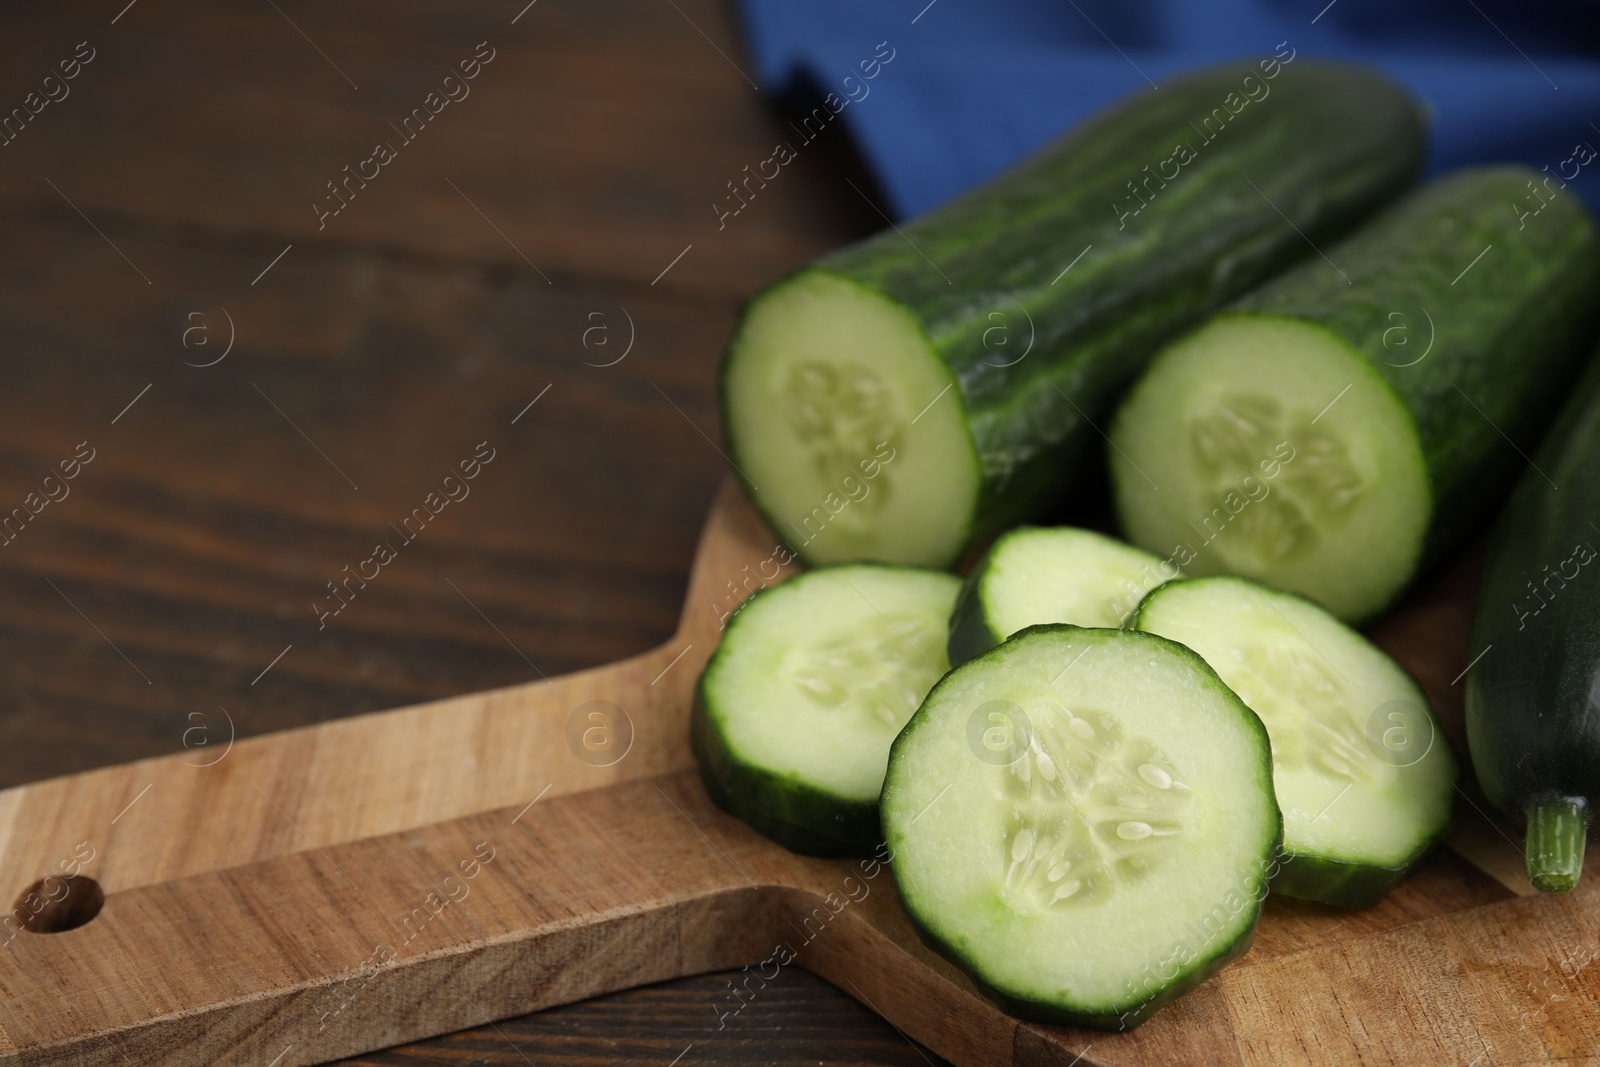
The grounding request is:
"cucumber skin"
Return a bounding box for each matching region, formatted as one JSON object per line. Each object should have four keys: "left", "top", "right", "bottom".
{"left": 1129, "top": 578, "right": 1458, "bottom": 907}
{"left": 725, "top": 61, "right": 1423, "bottom": 561}
{"left": 945, "top": 540, "right": 1005, "bottom": 667}
{"left": 905, "top": 912, "right": 1261, "bottom": 1032}
{"left": 883, "top": 624, "right": 1281, "bottom": 1029}
{"left": 1466, "top": 351, "right": 1600, "bottom": 834}
{"left": 1230, "top": 166, "right": 1600, "bottom": 574}
{"left": 1268, "top": 849, "right": 1439, "bottom": 911}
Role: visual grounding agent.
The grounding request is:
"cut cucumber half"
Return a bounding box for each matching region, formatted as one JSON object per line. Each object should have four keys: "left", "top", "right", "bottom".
{"left": 1133, "top": 577, "right": 1458, "bottom": 907}
{"left": 693, "top": 564, "right": 960, "bottom": 856}
{"left": 881, "top": 625, "right": 1279, "bottom": 1028}
{"left": 1111, "top": 168, "right": 1600, "bottom": 623}
{"left": 722, "top": 270, "right": 981, "bottom": 568}
{"left": 948, "top": 526, "right": 1175, "bottom": 667}
{"left": 1110, "top": 314, "right": 1428, "bottom": 623}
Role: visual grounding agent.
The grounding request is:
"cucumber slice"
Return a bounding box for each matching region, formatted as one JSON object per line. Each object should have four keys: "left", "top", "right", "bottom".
{"left": 1110, "top": 313, "right": 1429, "bottom": 622}
{"left": 948, "top": 526, "right": 1175, "bottom": 667}
{"left": 881, "top": 625, "right": 1279, "bottom": 1028}
{"left": 692, "top": 564, "right": 960, "bottom": 856}
{"left": 1133, "top": 577, "right": 1458, "bottom": 907}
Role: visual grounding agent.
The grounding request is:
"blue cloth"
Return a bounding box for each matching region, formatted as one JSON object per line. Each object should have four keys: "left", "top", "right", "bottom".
{"left": 734, "top": 0, "right": 1600, "bottom": 217}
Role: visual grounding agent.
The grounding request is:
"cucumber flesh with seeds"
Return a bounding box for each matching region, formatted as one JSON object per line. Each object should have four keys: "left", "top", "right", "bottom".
{"left": 948, "top": 526, "right": 1175, "bottom": 667}
{"left": 722, "top": 61, "right": 1423, "bottom": 568}
{"left": 692, "top": 565, "right": 959, "bottom": 856}
{"left": 1133, "top": 577, "right": 1458, "bottom": 907}
{"left": 881, "top": 625, "right": 1279, "bottom": 1028}
{"left": 1112, "top": 321, "right": 1421, "bottom": 622}
{"left": 1110, "top": 166, "right": 1600, "bottom": 622}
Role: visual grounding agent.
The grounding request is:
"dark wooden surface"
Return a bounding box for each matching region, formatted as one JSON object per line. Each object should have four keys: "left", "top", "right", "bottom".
{"left": 0, "top": 2, "right": 943, "bottom": 1063}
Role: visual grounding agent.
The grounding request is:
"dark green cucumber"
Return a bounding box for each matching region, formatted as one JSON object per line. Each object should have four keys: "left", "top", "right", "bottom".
{"left": 947, "top": 525, "right": 1172, "bottom": 667}
{"left": 722, "top": 60, "right": 1424, "bottom": 568}
{"left": 692, "top": 564, "right": 959, "bottom": 856}
{"left": 881, "top": 625, "right": 1280, "bottom": 1029}
{"left": 1133, "top": 577, "right": 1458, "bottom": 907}
{"left": 1111, "top": 166, "right": 1600, "bottom": 622}
{"left": 1466, "top": 352, "right": 1600, "bottom": 892}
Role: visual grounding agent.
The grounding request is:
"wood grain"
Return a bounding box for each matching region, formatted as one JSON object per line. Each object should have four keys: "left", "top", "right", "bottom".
{"left": 0, "top": 2, "right": 1590, "bottom": 1064}
{"left": 0, "top": 478, "right": 774, "bottom": 901}
{"left": 0, "top": 0, "right": 885, "bottom": 784}
{"left": 338, "top": 967, "right": 947, "bottom": 1067}
{"left": 0, "top": 0, "right": 903, "bottom": 1058}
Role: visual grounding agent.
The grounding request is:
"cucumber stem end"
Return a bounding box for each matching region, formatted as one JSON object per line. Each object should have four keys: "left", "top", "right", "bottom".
{"left": 1526, "top": 797, "right": 1589, "bottom": 893}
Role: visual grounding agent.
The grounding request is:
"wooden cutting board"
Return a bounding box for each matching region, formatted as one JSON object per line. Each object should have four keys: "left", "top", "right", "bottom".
{"left": 0, "top": 478, "right": 1595, "bottom": 1067}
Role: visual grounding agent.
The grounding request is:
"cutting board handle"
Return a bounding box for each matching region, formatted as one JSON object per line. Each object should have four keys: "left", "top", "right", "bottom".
{"left": 0, "top": 768, "right": 1035, "bottom": 1066}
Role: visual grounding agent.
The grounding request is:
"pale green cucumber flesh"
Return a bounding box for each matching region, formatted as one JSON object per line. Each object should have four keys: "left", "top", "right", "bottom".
{"left": 948, "top": 526, "right": 1176, "bottom": 666}
{"left": 882, "top": 625, "right": 1279, "bottom": 1028}
{"left": 721, "top": 270, "right": 981, "bottom": 568}
{"left": 1133, "top": 577, "right": 1458, "bottom": 905}
{"left": 1110, "top": 313, "right": 1430, "bottom": 623}
{"left": 694, "top": 564, "right": 960, "bottom": 855}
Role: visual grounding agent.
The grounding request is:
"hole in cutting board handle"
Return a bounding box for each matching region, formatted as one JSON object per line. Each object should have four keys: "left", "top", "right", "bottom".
{"left": 12, "top": 875, "right": 105, "bottom": 934}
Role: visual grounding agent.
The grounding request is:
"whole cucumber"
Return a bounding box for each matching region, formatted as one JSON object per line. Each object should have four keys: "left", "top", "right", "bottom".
{"left": 1467, "top": 352, "right": 1600, "bottom": 892}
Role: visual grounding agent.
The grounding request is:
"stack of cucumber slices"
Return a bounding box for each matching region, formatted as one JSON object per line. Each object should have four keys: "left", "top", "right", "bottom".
{"left": 693, "top": 540, "right": 1457, "bottom": 1026}
{"left": 699, "top": 55, "right": 1600, "bottom": 1032}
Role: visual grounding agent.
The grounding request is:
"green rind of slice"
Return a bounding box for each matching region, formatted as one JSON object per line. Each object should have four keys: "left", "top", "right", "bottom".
{"left": 1267, "top": 852, "right": 1418, "bottom": 910}
{"left": 1110, "top": 313, "right": 1430, "bottom": 623}
{"left": 694, "top": 563, "right": 960, "bottom": 856}
{"left": 882, "top": 624, "right": 1280, "bottom": 1028}
{"left": 948, "top": 526, "right": 1176, "bottom": 667}
{"left": 691, "top": 701, "right": 876, "bottom": 857}
{"left": 1132, "top": 576, "right": 1459, "bottom": 907}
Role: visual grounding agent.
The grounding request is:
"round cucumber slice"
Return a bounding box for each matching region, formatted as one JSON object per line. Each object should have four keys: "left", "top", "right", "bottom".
{"left": 693, "top": 564, "right": 960, "bottom": 856}
{"left": 948, "top": 526, "right": 1176, "bottom": 667}
{"left": 721, "top": 269, "right": 982, "bottom": 568}
{"left": 1133, "top": 577, "right": 1458, "bottom": 907}
{"left": 1109, "top": 312, "right": 1430, "bottom": 622}
{"left": 881, "top": 625, "right": 1279, "bottom": 1029}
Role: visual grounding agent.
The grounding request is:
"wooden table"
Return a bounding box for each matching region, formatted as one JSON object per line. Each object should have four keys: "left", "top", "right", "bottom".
{"left": 0, "top": 2, "right": 942, "bottom": 1062}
